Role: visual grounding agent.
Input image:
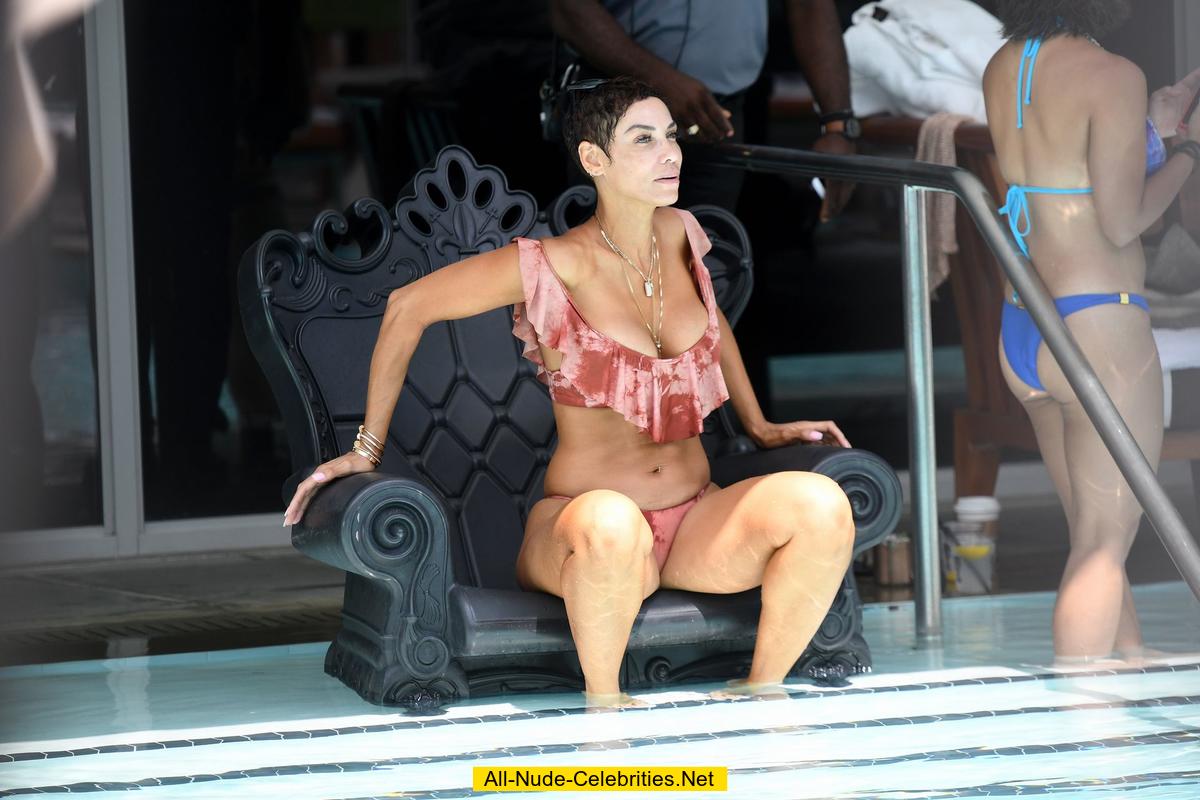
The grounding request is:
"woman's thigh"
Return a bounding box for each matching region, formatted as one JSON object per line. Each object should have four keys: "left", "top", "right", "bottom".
{"left": 515, "top": 497, "right": 572, "bottom": 594}
{"left": 658, "top": 472, "right": 851, "bottom": 593}
{"left": 1037, "top": 303, "right": 1162, "bottom": 424}
{"left": 1039, "top": 305, "right": 1163, "bottom": 544}
{"left": 1022, "top": 393, "right": 1073, "bottom": 517}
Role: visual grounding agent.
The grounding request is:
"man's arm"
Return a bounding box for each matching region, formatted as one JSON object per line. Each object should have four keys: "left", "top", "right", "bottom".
{"left": 786, "top": 0, "right": 857, "bottom": 220}
{"left": 549, "top": 0, "right": 733, "bottom": 140}
{"left": 785, "top": 0, "right": 852, "bottom": 118}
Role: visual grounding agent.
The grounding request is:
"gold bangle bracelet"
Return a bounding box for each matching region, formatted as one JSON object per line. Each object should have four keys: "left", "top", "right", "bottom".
{"left": 354, "top": 427, "right": 384, "bottom": 458}
{"left": 358, "top": 425, "right": 385, "bottom": 450}
{"left": 353, "top": 433, "right": 382, "bottom": 455}
{"left": 351, "top": 443, "right": 381, "bottom": 466}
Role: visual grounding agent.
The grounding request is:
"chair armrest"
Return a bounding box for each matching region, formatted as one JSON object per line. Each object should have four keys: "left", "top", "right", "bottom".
{"left": 289, "top": 470, "right": 455, "bottom": 581}
{"left": 710, "top": 444, "right": 902, "bottom": 555}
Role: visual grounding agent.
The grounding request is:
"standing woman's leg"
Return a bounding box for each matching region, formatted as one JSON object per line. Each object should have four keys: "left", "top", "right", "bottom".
{"left": 1038, "top": 305, "right": 1164, "bottom": 659}
{"left": 1011, "top": 356, "right": 1148, "bottom": 659}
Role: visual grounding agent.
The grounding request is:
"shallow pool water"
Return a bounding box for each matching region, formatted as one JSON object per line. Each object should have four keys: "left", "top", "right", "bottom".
{"left": 2, "top": 583, "right": 1198, "bottom": 798}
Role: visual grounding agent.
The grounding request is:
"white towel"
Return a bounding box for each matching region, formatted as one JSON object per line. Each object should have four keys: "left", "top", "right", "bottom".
{"left": 1154, "top": 328, "right": 1200, "bottom": 373}
{"left": 1152, "top": 327, "right": 1200, "bottom": 428}
{"left": 844, "top": 0, "right": 1004, "bottom": 121}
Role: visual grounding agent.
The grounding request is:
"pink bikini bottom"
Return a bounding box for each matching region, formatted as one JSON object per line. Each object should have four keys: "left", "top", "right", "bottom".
{"left": 546, "top": 485, "right": 710, "bottom": 570}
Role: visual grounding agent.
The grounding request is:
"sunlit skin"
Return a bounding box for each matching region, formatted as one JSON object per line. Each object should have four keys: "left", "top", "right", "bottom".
{"left": 282, "top": 97, "right": 855, "bottom": 706}
{"left": 983, "top": 35, "right": 1200, "bottom": 661}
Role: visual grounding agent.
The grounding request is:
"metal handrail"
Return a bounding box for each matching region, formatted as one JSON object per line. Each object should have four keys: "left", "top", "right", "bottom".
{"left": 697, "top": 141, "right": 1200, "bottom": 641}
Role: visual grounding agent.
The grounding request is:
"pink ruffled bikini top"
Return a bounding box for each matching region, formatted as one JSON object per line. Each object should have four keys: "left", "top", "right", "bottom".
{"left": 512, "top": 208, "right": 729, "bottom": 444}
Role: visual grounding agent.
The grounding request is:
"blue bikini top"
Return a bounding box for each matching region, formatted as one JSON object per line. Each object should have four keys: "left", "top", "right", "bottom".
{"left": 1001, "top": 36, "right": 1167, "bottom": 257}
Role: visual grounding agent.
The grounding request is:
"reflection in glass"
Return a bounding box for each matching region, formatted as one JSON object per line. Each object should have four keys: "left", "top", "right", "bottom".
{"left": 0, "top": 20, "right": 102, "bottom": 532}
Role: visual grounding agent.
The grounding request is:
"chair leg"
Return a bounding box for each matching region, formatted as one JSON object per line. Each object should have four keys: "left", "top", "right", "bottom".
{"left": 790, "top": 572, "right": 870, "bottom": 685}
{"left": 954, "top": 413, "right": 1001, "bottom": 498}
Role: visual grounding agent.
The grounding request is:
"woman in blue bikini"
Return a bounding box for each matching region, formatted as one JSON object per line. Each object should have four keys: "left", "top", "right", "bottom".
{"left": 985, "top": 0, "right": 1200, "bottom": 661}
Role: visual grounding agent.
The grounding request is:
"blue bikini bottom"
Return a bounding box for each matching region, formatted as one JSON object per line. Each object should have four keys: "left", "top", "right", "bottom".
{"left": 1000, "top": 292, "right": 1150, "bottom": 391}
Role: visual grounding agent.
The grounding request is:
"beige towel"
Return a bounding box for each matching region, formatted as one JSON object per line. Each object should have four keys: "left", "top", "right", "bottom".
{"left": 916, "top": 112, "right": 975, "bottom": 293}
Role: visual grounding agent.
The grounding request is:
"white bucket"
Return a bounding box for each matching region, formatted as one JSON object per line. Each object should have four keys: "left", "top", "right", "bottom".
{"left": 942, "top": 521, "right": 995, "bottom": 595}
{"left": 955, "top": 495, "right": 1001, "bottom": 540}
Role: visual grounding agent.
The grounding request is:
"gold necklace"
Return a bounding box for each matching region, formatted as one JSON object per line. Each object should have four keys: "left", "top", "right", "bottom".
{"left": 599, "top": 223, "right": 655, "bottom": 297}
{"left": 598, "top": 220, "right": 665, "bottom": 354}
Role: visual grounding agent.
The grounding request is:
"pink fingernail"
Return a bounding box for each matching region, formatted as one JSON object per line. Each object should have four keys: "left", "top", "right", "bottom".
{"left": 314, "top": 472, "right": 326, "bottom": 481}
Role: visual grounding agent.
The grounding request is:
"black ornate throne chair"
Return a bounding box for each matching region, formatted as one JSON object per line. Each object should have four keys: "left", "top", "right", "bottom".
{"left": 239, "top": 146, "right": 901, "bottom": 708}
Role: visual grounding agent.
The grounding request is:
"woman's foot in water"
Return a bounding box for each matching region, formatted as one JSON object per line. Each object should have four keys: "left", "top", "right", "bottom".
{"left": 709, "top": 678, "right": 791, "bottom": 701}
{"left": 1052, "top": 653, "right": 1127, "bottom": 670}
{"left": 583, "top": 691, "right": 650, "bottom": 711}
{"left": 1111, "top": 646, "right": 1192, "bottom": 666}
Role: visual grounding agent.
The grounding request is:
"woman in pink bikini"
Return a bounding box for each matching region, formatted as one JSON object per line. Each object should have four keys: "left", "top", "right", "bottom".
{"left": 282, "top": 78, "right": 855, "bottom": 707}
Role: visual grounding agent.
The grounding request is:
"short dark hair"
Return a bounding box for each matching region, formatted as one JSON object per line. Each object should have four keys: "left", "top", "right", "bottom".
{"left": 995, "top": 0, "right": 1130, "bottom": 41}
{"left": 561, "top": 76, "right": 662, "bottom": 177}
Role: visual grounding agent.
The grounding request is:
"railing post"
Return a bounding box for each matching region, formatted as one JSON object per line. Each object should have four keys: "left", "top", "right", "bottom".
{"left": 902, "top": 186, "right": 942, "bottom": 642}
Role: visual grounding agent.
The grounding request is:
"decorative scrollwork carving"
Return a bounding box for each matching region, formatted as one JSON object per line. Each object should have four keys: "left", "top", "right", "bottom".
{"left": 840, "top": 474, "right": 878, "bottom": 521}
{"left": 387, "top": 680, "right": 462, "bottom": 714}
{"left": 545, "top": 184, "right": 597, "bottom": 236}
{"left": 644, "top": 656, "right": 673, "bottom": 684}
{"left": 688, "top": 204, "right": 754, "bottom": 328}
{"left": 812, "top": 579, "right": 856, "bottom": 652}
{"left": 468, "top": 669, "right": 584, "bottom": 695}
{"left": 257, "top": 232, "right": 329, "bottom": 314}
{"left": 387, "top": 256, "right": 422, "bottom": 281}
{"left": 398, "top": 624, "right": 451, "bottom": 679}
{"left": 396, "top": 146, "right": 538, "bottom": 267}
{"left": 794, "top": 645, "right": 871, "bottom": 687}
{"left": 310, "top": 198, "right": 393, "bottom": 273}
{"left": 291, "top": 361, "right": 336, "bottom": 460}
{"left": 362, "top": 491, "right": 437, "bottom": 563}
{"left": 414, "top": 559, "right": 445, "bottom": 630}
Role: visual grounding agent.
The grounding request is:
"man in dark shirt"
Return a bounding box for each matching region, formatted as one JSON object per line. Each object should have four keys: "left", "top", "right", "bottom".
{"left": 550, "top": 0, "right": 859, "bottom": 215}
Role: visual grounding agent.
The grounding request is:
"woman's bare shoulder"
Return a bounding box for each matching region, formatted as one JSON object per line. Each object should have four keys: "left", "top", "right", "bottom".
{"left": 982, "top": 40, "right": 1014, "bottom": 89}
{"left": 657, "top": 206, "right": 691, "bottom": 249}
{"left": 1066, "top": 51, "right": 1146, "bottom": 130}
{"left": 538, "top": 224, "right": 593, "bottom": 286}
{"left": 1075, "top": 47, "right": 1145, "bottom": 99}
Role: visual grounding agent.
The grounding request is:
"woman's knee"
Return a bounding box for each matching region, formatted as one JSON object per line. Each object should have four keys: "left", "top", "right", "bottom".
{"left": 1066, "top": 524, "right": 1138, "bottom": 565}
{"left": 559, "top": 489, "right": 650, "bottom": 557}
{"left": 1069, "top": 503, "right": 1142, "bottom": 552}
{"left": 752, "top": 472, "right": 855, "bottom": 552}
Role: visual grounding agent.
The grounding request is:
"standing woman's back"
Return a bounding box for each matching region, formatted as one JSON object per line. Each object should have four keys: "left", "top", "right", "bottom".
{"left": 983, "top": 31, "right": 1156, "bottom": 294}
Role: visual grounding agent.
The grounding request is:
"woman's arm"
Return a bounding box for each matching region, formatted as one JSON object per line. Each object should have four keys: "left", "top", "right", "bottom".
{"left": 283, "top": 242, "right": 525, "bottom": 525}
{"left": 362, "top": 243, "right": 526, "bottom": 436}
{"left": 715, "top": 307, "right": 768, "bottom": 441}
{"left": 1090, "top": 60, "right": 1199, "bottom": 247}
{"left": 716, "top": 308, "right": 850, "bottom": 448}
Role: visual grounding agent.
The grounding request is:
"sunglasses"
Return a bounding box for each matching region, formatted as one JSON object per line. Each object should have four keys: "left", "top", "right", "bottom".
{"left": 564, "top": 78, "right": 609, "bottom": 93}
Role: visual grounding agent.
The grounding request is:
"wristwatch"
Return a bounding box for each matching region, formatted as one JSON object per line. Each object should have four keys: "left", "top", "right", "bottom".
{"left": 818, "top": 109, "right": 861, "bottom": 140}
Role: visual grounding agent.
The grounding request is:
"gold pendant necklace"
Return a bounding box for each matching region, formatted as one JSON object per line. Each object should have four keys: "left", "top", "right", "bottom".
{"left": 599, "top": 224, "right": 655, "bottom": 296}
{"left": 598, "top": 219, "right": 665, "bottom": 354}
